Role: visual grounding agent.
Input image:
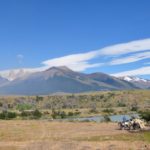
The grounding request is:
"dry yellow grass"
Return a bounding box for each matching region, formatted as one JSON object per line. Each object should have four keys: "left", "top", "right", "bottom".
{"left": 0, "top": 120, "right": 149, "bottom": 150}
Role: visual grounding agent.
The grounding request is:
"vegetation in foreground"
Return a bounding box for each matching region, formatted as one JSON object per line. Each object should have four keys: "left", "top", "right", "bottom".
{"left": 0, "top": 90, "right": 149, "bottom": 150}
{"left": 0, "top": 90, "right": 149, "bottom": 120}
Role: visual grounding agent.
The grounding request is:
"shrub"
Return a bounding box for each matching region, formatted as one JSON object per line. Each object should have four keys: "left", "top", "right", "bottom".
{"left": 107, "top": 92, "right": 115, "bottom": 98}
{"left": 21, "top": 111, "right": 29, "bottom": 117}
{"left": 51, "top": 110, "right": 77, "bottom": 119}
{"left": 0, "top": 112, "right": 5, "bottom": 119}
{"left": 0, "top": 102, "right": 3, "bottom": 107}
{"left": 139, "top": 111, "right": 150, "bottom": 122}
{"left": 7, "top": 112, "right": 17, "bottom": 119}
{"left": 59, "top": 111, "right": 66, "bottom": 119}
{"left": 74, "top": 111, "right": 81, "bottom": 116}
{"left": 0, "top": 111, "right": 17, "bottom": 120}
{"left": 16, "top": 104, "right": 32, "bottom": 111}
{"left": 89, "top": 103, "right": 98, "bottom": 113}
{"left": 102, "top": 108, "right": 114, "bottom": 114}
{"left": 89, "top": 109, "right": 98, "bottom": 113}
{"left": 100, "top": 94, "right": 104, "bottom": 99}
{"left": 103, "top": 115, "right": 111, "bottom": 122}
{"left": 20, "top": 109, "right": 42, "bottom": 119}
{"left": 8, "top": 104, "right": 13, "bottom": 109}
{"left": 68, "top": 112, "right": 74, "bottom": 116}
{"left": 32, "top": 109, "right": 42, "bottom": 119}
{"left": 51, "top": 110, "right": 57, "bottom": 119}
{"left": 36, "top": 96, "right": 43, "bottom": 102}
{"left": 130, "top": 106, "right": 138, "bottom": 111}
{"left": 117, "top": 102, "right": 126, "bottom": 107}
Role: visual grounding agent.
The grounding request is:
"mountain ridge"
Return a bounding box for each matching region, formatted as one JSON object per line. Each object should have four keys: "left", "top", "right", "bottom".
{"left": 0, "top": 66, "right": 146, "bottom": 95}
{"left": 119, "top": 76, "right": 150, "bottom": 89}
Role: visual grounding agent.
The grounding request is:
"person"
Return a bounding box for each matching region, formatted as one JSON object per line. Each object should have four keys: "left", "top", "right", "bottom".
{"left": 122, "top": 115, "right": 127, "bottom": 122}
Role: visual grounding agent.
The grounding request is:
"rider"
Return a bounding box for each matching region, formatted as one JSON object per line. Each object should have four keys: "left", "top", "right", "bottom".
{"left": 122, "top": 116, "right": 127, "bottom": 122}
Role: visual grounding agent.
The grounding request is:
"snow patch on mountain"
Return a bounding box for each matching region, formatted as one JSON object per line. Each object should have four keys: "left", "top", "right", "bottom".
{"left": 120, "top": 76, "right": 149, "bottom": 83}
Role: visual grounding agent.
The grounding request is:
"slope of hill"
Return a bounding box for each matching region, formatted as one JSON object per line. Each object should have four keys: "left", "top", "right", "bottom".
{"left": 87, "top": 73, "right": 136, "bottom": 89}
{"left": 0, "top": 66, "right": 138, "bottom": 95}
{"left": 0, "top": 76, "right": 9, "bottom": 87}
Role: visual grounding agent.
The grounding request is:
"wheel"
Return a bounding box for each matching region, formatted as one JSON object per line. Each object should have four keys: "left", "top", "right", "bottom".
{"left": 118, "top": 122, "right": 123, "bottom": 130}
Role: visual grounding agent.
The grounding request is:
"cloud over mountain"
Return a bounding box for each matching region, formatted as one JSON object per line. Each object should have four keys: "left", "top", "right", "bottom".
{"left": 0, "top": 38, "right": 150, "bottom": 79}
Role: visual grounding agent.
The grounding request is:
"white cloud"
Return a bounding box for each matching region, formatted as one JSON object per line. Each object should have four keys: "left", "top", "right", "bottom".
{"left": 1, "top": 38, "right": 150, "bottom": 79}
{"left": 41, "top": 38, "right": 150, "bottom": 71}
{"left": 110, "top": 51, "right": 150, "bottom": 65}
{"left": 112, "top": 66, "right": 150, "bottom": 77}
{"left": 99, "top": 38, "right": 150, "bottom": 56}
{"left": 42, "top": 51, "right": 102, "bottom": 71}
{"left": 17, "top": 54, "right": 24, "bottom": 64}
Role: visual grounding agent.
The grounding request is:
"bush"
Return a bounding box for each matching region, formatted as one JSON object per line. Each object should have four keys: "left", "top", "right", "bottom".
{"left": 20, "top": 109, "right": 42, "bottom": 119}
{"left": 139, "top": 111, "right": 150, "bottom": 122}
{"left": 131, "top": 106, "right": 138, "bottom": 111}
{"left": 16, "top": 104, "right": 32, "bottom": 111}
{"left": 103, "top": 115, "right": 111, "bottom": 122}
{"left": 74, "top": 111, "right": 81, "bottom": 116}
{"left": 89, "top": 108, "right": 98, "bottom": 114}
{"left": 51, "top": 110, "right": 67, "bottom": 119}
{"left": 0, "top": 111, "right": 17, "bottom": 120}
{"left": 32, "top": 109, "right": 42, "bottom": 119}
{"left": 117, "top": 102, "right": 126, "bottom": 107}
{"left": 0, "top": 112, "right": 5, "bottom": 119}
{"left": 100, "top": 94, "right": 104, "bottom": 99}
{"left": 51, "top": 110, "right": 80, "bottom": 119}
{"left": 7, "top": 112, "right": 17, "bottom": 119}
{"left": 51, "top": 110, "right": 57, "bottom": 119}
{"left": 36, "top": 96, "right": 43, "bottom": 102}
{"left": 102, "top": 108, "right": 114, "bottom": 114}
{"left": 68, "top": 112, "right": 74, "bottom": 116}
{"left": 0, "top": 102, "right": 3, "bottom": 107}
{"left": 21, "top": 111, "right": 29, "bottom": 117}
{"left": 59, "top": 111, "right": 66, "bottom": 119}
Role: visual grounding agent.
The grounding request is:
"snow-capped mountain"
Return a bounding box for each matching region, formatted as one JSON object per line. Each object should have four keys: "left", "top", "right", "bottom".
{"left": 0, "top": 69, "right": 35, "bottom": 81}
{"left": 0, "top": 66, "right": 137, "bottom": 95}
{"left": 0, "top": 66, "right": 48, "bottom": 81}
{"left": 0, "top": 67, "right": 149, "bottom": 95}
{"left": 120, "top": 76, "right": 148, "bottom": 82}
{"left": 119, "top": 76, "right": 150, "bottom": 89}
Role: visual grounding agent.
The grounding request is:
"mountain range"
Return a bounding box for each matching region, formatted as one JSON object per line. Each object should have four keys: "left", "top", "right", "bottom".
{"left": 0, "top": 66, "right": 149, "bottom": 95}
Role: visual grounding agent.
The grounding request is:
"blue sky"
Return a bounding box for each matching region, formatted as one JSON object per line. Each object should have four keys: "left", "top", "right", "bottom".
{"left": 0, "top": 0, "right": 150, "bottom": 78}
